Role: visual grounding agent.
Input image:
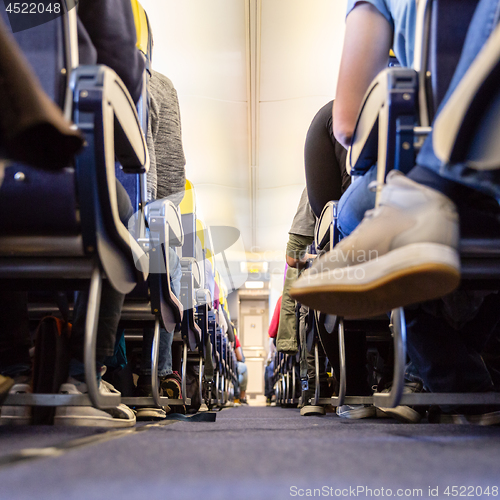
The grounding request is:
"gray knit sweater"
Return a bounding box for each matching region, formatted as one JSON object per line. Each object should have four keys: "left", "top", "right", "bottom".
{"left": 146, "top": 70, "right": 186, "bottom": 206}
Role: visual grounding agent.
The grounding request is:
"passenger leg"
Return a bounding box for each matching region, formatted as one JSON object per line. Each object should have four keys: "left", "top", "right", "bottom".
{"left": 136, "top": 247, "right": 184, "bottom": 417}
{"left": 304, "top": 100, "right": 349, "bottom": 217}
{"left": 238, "top": 361, "right": 248, "bottom": 402}
{"left": 291, "top": 0, "right": 500, "bottom": 317}
{"left": 0, "top": 292, "right": 33, "bottom": 425}
{"left": 55, "top": 180, "right": 136, "bottom": 427}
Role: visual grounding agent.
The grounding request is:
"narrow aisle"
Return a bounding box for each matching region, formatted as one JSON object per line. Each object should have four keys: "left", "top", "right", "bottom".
{"left": 0, "top": 406, "right": 499, "bottom": 500}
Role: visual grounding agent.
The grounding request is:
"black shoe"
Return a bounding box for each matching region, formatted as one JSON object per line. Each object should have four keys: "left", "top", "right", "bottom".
{"left": 133, "top": 377, "right": 168, "bottom": 420}
{"left": 428, "top": 404, "right": 500, "bottom": 426}
{"left": 0, "top": 375, "right": 14, "bottom": 406}
{"left": 377, "top": 381, "right": 424, "bottom": 423}
{"left": 160, "top": 372, "right": 186, "bottom": 415}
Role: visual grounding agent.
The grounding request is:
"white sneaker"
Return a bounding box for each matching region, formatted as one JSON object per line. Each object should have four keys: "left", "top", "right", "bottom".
{"left": 54, "top": 378, "right": 136, "bottom": 427}
{"left": 0, "top": 384, "right": 32, "bottom": 425}
{"left": 291, "top": 171, "right": 460, "bottom": 318}
{"left": 336, "top": 404, "right": 376, "bottom": 419}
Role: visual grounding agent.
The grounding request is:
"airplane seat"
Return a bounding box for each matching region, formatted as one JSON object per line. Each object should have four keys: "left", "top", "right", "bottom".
{"left": 347, "top": 0, "right": 500, "bottom": 409}
{"left": 427, "top": 0, "right": 481, "bottom": 122}
{"left": 179, "top": 180, "right": 202, "bottom": 351}
{"left": 113, "top": 0, "right": 187, "bottom": 410}
{"left": 0, "top": 1, "right": 149, "bottom": 410}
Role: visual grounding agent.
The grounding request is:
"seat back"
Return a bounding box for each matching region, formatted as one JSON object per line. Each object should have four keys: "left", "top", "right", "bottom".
{"left": 427, "top": 0, "right": 481, "bottom": 122}
{"left": 180, "top": 179, "right": 197, "bottom": 258}
{"left": 0, "top": 6, "right": 79, "bottom": 242}
{"left": 118, "top": 0, "right": 153, "bottom": 214}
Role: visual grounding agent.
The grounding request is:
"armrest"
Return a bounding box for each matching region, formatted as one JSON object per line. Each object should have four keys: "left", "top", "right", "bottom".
{"left": 433, "top": 23, "right": 500, "bottom": 169}
{"left": 349, "top": 68, "right": 419, "bottom": 180}
{"left": 348, "top": 70, "right": 387, "bottom": 175}
{"left": 181, "top": 257, "right": 201, "bottom": 289}
{"left": 146, "top": 199, "right": 184, "bottom": 247}
{"left": 314, "top": 201, "right": 339, "bottom": 252}
{"left": 73, "top": 65, "right": 148, "bottom": 174}
{"left": 72, "top": 66, "right": 148, "bottom": 293}
{"left": 196, "top": 288, "right": 212, "bottom": 306}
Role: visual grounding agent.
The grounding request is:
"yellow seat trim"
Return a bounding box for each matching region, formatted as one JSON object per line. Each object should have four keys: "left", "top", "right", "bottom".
{"left": 130, "top": 0, "right": 150, "bottom": 56}
{"left": 180, "top": 180, "right": 196, "bottom": 215}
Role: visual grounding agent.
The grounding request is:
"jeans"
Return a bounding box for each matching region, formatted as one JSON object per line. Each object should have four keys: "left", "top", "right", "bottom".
{"left": 416, "top": 0, "right": 500, "bottom": 198}
{"left": 139, "top": 247, "right": 182, "bottom": 377}
{"left": 238, "top": 361, "right": 248, "bottom": 392}
{"left": 406, "top": 292, "right": 500, "bottom": 395}
{"left": 264, "top": 361, "right": 274, "bottom": 398}
{"left": 337, "top": 165, "right": 377, "bottom": 238}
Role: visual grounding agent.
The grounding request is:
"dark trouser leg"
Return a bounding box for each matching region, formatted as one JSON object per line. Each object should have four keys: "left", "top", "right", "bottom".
{"left": 405, "top": 295, "right": 500, "bottom": 394}
{"left": 304, "top": 100, "right": 348, "bottom": 217}
{"left": 71, "top": 283, "right": 126, "bottom": 365}
{"left": 264, "top": 362, "right": 274, "bottom": 398}
{"left": 318, "top": 321, "right": 372, "bottom": 396}
{"left": 0, "top": 292, "right": 31, "bottom": 377}
{"left": 171, "top": 341, "right": 182, "bottom": 374}
{"left": 70, "top": 180, "right": 133, "bottom": 374}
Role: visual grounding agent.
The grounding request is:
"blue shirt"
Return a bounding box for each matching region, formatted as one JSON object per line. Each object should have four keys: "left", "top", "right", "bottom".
{"left": 346, "top": 0, "right": 417, "bottom": 68}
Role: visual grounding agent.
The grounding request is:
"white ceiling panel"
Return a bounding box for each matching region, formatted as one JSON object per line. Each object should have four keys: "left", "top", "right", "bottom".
{"left": 258, "top": 96, "right": 334, "bottom": 190}
{"left": 136, "top": 0, "right": 348, "bottom": 274}
{"left": 178, "top": 95, "right": 249, "bottom": 189}
{"left": 141, "top": 0, "right": 248, "bottom": 102}
{"left": 256, "top": 184, "right": 305, "bottom": 254}
{"left": 260, "top": 0, "right": 347, "bottom": 102}
{"left": 193, "top": 184, "right": 252, "bottom": 251}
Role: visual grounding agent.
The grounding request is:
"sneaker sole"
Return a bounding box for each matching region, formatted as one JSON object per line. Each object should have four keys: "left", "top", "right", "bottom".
{"left": 136, "top": 408, "right": 167, "bottom": 420}
{"left": 300, "top": 405, "right": 326, "bottom": 416}
{"left": 53, "top": 415, "right": 136, "bottom": 427}
{"left": 0, "top": 415, "right": 32, "bottom": 426}
{"left": 436, "top": 411, "right": 500, "bottom": 426}
{"left": 336, "top": 408, "right": 377, "bottom": 419}
{"left": 291, "top": 243, "right": 460, "bottom": 318}
{"left": 377, "top": 406, "right": 422, "bottom": 423}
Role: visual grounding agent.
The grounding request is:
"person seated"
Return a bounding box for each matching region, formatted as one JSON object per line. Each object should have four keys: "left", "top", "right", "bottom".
{"left": 133, "top": 68, "right": 187, "bottom": 419}
{"left": 265, "top": 296, "right": 280, "bottom": 406}
{"left": 234, "top": 332, "right": 248, "bottom": 405}
{"left": 292, "top": 0, "right": 500, "bottom": 424}
{"left": 0, "top": 0, "right": 145, "bottom": 426}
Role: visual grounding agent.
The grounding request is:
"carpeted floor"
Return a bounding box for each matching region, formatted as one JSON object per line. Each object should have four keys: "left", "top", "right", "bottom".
{"left": 0, "top": 406, "right": 499, "bottom": 499}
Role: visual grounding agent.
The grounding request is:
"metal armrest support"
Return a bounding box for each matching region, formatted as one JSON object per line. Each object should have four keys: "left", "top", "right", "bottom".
{"left": 72, "top": 66, "right": 148, "bottom": 294}
{"left": 181, "top": 257, "right": 201, "bottom": 289}
{"left": 147, "top": 199, "right": 184, "bottom": 248}
{"left": 348, "top": 68, "right": 419, "bottom": 184}
{"left": 180, "top": 262, "right": 202, "bottom": 351}
{"left": 314, "top": 201, "right": 339, "bottom": 252}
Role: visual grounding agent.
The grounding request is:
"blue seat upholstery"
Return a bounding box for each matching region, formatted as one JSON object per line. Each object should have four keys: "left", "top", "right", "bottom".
{"left": 0, "top": 3, "right": 148, "bottom": 409}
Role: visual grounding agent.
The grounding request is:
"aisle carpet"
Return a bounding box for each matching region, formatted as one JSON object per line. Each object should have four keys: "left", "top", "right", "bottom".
{"left": 0, "top": 405, "right": 499, "bottom": 499}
